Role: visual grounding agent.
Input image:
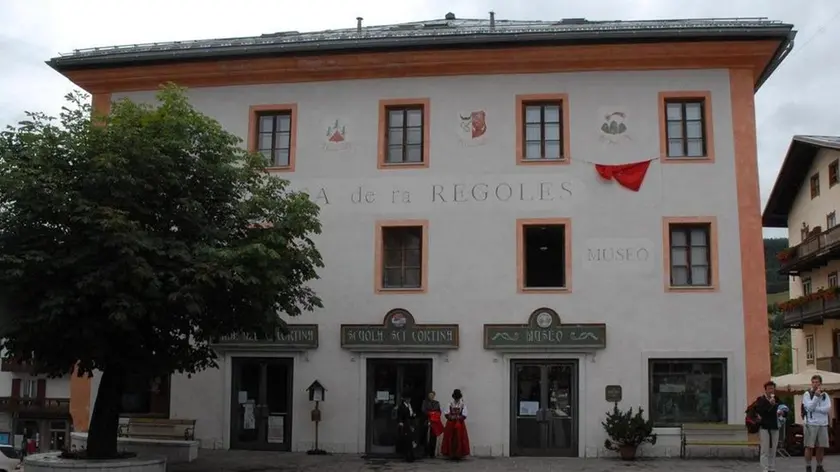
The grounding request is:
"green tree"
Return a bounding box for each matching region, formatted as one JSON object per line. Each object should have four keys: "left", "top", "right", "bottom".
{"left": 769, "top": 303, "right": 792, "bottom": 376}
{"left": 0, "top": 86, "right": 323, "bottom": 459}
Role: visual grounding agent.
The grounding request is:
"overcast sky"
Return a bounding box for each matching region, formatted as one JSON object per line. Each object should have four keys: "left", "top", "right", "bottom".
{"left": 1, "top": 0, "right": 838, "bottom": 238}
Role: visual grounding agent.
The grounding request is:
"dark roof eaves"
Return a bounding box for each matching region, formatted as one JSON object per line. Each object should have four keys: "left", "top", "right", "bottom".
{"left": 47, "top": 25, "right": 795, "bottom": 72}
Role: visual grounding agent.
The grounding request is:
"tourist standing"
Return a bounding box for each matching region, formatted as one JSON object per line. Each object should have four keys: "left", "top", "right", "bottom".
{"left": 803, "top": 374, "right": 831, "bottom": 472}
{"left": 751, "top": 381, "right": 780, "bottom": 472}
{"left": 422, "top": 391, "right": 444, "bottom": 458}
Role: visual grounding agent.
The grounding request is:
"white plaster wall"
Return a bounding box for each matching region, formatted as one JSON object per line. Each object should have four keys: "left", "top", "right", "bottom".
{"left": 787, "top": 148, "right": 840, "bottom": 247}
{"left": 0, "top": 373, "right": 13, "bottom": 398}
{"left": 112, "top": 68, "right": 748, "bottom": 457}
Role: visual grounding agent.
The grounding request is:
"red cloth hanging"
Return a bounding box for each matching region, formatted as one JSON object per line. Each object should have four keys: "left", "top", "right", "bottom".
{"left": 595, "top": 159, "right": 653, "bottom": 192}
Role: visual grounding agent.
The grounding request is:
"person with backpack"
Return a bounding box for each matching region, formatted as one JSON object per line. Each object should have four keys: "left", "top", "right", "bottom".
{"left": 803, "top": 374, "right": 831, "bottom": 472}
{"left": 751, "top": 381, "right": 781, "bottom": 472}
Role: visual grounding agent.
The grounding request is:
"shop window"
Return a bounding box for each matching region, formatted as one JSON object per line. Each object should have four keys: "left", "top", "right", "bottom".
{"left": 120, "top": 374, "right": 170, "bottom": 417}
{"left": 648, "top": 358, "right": 727, "bottom": 426}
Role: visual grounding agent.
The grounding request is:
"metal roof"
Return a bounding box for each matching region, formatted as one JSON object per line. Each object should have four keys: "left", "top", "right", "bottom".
{"left": 762, "top": 135, "right": 840, "bottom": 228}
{"left": 51, "top": 15, "right": 794, "bottom": 62}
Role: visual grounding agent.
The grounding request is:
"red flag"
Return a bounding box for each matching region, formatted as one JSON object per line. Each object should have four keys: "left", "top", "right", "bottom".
{"left": 595, "top": 159, "right": 653, "bottom": 192}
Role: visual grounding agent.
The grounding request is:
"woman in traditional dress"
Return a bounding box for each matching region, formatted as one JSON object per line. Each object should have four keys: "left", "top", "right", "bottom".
{"left": 441, "top": 389, "right": 470, "bottom": 460}
{"left": 422, "top": 391, "right": 444, "bottom": 457}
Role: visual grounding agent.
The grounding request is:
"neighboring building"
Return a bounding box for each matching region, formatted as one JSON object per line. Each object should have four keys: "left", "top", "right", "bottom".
{"left": 763, "top": 136, "right": 840, "bottom": 382}
{"left": 49, "top": 14, "right": 793, "bottom": 457}
{"left": 0, "top": 360, "right": 72, "bottom": 451}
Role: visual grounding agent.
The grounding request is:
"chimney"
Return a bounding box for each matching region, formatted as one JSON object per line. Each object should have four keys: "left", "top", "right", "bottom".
{"left": 489, "top": 11, "right": 496, "bottom": 29}
{"left": 356, "top": 17, "right": 363, "bottom": 34}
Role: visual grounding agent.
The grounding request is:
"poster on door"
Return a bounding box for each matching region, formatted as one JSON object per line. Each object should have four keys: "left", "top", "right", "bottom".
{"left": 267, "top": 415, "right": 285, "bottom": 443}
{"left": 243, "top": 401, "right": 256, "bottom": 430}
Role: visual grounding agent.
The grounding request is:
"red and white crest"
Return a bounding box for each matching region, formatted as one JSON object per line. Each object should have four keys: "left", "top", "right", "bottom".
{"left": 457, "top": 110, "right": 488, "bottom": 146}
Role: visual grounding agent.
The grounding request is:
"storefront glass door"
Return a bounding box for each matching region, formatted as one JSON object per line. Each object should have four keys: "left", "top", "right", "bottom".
{"left": 510, "top": 360, "right": 577, "bottom": 456}
{"left": 366, "top": 359, "right": 431, "bottom": 455}
{"left": 230, "top": 357, "right": 292, "bottom": 451}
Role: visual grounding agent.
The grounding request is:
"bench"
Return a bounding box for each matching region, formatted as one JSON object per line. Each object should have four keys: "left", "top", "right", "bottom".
{"left": 680, "top": 423, "right": 759, "bottom": 458}
{"left": 118, "top": 418, "right": 196, "bottom": 441}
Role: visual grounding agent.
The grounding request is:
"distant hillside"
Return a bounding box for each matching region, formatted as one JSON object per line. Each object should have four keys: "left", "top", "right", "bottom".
{"left": 764, "top": 237, "right": 789, "bottom": 294}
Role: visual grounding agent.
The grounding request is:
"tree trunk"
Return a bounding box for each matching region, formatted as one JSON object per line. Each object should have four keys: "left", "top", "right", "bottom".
{"left": 85, "top": 366, "right": 124, "bottom": 459}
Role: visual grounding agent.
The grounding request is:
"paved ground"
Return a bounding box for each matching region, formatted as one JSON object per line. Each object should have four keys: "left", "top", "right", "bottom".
{"left": 169, "top": 450, "right": 836, "bottom": 472}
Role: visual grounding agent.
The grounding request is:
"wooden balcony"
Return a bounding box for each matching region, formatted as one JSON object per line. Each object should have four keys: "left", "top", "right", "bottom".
{"left": 779, "top": 225, "right": 840, "bottom": 275}
{"left": 1, "top": 359, "right": 36, "bottom": 374}
{"left": 783, "top": 295, "right": 840, "bottom": 328}
{"left": 0, "top": 397, "right": 70, "bottom": 416}
{"left": 817, "top": 356, "right": 840, "bottom": 373}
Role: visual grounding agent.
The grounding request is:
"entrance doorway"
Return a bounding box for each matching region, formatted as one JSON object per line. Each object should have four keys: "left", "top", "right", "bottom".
{"left": 366, "top": 359, "right": 432, "bottom": 455}
{"left": 230, "top": 357, "right": 293, "bottom": 451}
{"left": 510, "top": 360, "right": 578, "bottom": 456}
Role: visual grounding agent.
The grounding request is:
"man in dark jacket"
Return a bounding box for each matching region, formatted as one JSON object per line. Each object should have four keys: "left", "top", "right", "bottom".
{"left": 752, "top": 381, "right": 781, "bottom": 472}
{"left": 396, "top": 394, "right": 416, "bottom": 462}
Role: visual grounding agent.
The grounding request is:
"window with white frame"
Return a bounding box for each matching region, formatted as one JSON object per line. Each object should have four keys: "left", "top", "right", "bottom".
{"left": 806, "top": 335, "right": 816, "bottom": 364}
{"left": 21, "top": 379, "right": 37, "bottom": 398}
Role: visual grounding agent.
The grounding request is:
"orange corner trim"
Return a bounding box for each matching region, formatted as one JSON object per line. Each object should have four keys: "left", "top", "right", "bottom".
{"left": 730, "top": 68, "right": 771, "bottom": 400}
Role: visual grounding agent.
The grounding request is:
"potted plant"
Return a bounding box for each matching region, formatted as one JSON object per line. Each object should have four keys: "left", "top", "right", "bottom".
{"left": 602, "top": 404, "right": 657, "bottom": 460}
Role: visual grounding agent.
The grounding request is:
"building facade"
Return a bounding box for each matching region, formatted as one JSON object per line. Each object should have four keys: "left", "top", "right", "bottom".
{"left": 51, "top": 15, "right": 793, "bottom": 457}
{"left": 763, "top": 136, "right": 840, "bottom": 389}
{"left": 0, "top": 360, "right": 72, "bottom": 451}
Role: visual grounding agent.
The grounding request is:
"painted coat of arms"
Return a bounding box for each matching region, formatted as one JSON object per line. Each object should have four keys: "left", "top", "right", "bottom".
{"left": 457, "top": 110, "right": 488, "bottom": 146}
{"left": 323, "top": 119, "right": 351, "bottom": 151}
{"left": 598, "top": 107, "right": 632, "bottom": 145}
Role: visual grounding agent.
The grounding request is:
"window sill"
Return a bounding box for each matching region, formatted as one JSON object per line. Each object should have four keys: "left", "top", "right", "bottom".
{"left": 378, "top": 162, "right": 428, "bottom": 170}
{"left": 516, "top": 157, "right": 570, "bottom": 166}
{"left": 661, "top": 155, "right": 714, "bottom": 164}
{"left": 519, "top": 287, "right": 571, "bottom": 294}
{"left": 266, "top": 166, "right": 294, "bottom": 173}
{"left": 376, "top": 287, "right": 426, "bottom": 295}
{"left": 666, "top": 285, "right": 718, "bottom": 293}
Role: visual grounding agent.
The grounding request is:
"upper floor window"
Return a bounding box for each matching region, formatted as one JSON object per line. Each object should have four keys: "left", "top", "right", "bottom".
{"left": 803, "top": 277, "right": 812, "bottom": 296}
{"left": 806, "top": 334, "right": 815, "bottom": 364}
{"left": 375, "top": 221, "right": 428, "bottom": 293}
{"left": 811, "top": 173, "right": 820, "bottom": 199}
{"left": 668, "top": 222, "right": 713, "bottom": 288}
{"left": 248, "top": 104, "right": 297, "bottom": 172}
{"left": 659, "top": 92, "right": 714, "bottom": 162}
{"left": 828, "top": 211, "right": 837, "bottom": 229}
{"left": 516, "top": 94, "right": 570, "bottom": 165}
{"left": 523, "top": 103, "right": 564, "bottom": 160}
{"left": 21, "top": 379, "right": 37, "bottom": 398}
{"left": 378, "top": 99, "right": 430, "bottom": 169}
{"left": 830, "top": 160, "right": 839, "bottom": 187}
{"left": 829, "top": 271, "right": 838, "bottom": 288}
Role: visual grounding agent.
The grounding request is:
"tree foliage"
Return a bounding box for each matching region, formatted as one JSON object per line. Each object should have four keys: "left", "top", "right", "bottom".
{"left": 0, "top": 85, "right": 323, "bottom": 457}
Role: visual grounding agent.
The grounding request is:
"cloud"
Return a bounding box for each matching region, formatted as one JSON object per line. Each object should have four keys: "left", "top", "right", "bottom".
{"left": 1, "top": 0, "right": 836, "bottom": 240}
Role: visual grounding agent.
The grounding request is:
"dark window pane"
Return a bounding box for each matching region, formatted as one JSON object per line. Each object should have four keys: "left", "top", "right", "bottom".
{"left": 522, "top": 224, "right": 566, "bottom": 288}
{"left": 648, "top": 359, "right": 727, "bottom": 426}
